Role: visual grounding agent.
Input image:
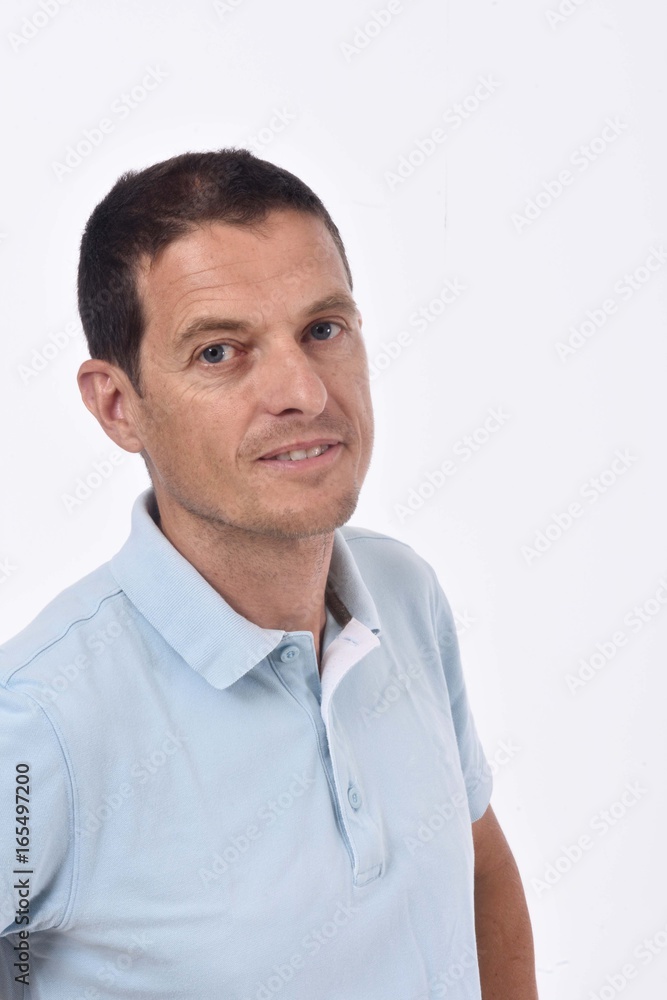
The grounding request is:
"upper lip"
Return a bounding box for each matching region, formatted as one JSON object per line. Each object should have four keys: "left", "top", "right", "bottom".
{"left": 259, "top": 439, "right": 341, "bottom": 460}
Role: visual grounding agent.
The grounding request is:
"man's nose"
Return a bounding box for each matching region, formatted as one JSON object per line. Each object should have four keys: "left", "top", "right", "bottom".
{"left": 258, "top": 338, "right": 328, "bottom": 417}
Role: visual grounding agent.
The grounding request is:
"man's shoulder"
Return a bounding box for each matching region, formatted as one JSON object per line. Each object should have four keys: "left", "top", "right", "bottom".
{"left": 340, "top": 524, "right": 439, "bottom": 588}
{"left": 0, "top": 562, "right": 123, "bottom": 686}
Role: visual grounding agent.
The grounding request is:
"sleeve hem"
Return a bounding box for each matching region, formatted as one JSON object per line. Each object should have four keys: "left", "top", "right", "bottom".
{"left": 467, "top": 769, "right": 494, "bottom": 823}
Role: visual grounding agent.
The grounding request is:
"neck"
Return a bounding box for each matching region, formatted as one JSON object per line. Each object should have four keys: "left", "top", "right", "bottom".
{"left": 154, "top": 496, "right": 334, "bottom": 666}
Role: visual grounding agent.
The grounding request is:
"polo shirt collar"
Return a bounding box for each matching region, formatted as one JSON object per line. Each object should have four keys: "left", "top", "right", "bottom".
{"left": 109, "top": 488, "right": 381, "bottom": 690}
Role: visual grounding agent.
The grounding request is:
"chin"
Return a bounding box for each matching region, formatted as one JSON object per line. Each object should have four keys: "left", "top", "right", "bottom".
{"left": 244, "top": 491, "right": 360, "bottom": 540}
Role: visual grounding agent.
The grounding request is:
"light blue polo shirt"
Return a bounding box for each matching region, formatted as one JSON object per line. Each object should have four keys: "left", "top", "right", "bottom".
{"left": 0, "top": 488, "right": 492, "bottom": 999}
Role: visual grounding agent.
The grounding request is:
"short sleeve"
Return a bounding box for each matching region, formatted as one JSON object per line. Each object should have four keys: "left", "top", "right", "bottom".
{"left": 427, "top": 568, "right": 493, "bottom": 822}
{"left": 0, "top": 685, "right": 74, "bottom": 937}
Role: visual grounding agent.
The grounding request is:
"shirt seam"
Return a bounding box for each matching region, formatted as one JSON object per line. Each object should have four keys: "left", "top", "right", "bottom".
{"left": 342, "top": 531, "right": 415, "bottom": 551}
{"left": 1, "top": 589, "right": 125, "bottom": 683}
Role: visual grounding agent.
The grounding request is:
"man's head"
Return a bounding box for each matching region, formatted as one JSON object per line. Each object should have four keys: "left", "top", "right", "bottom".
{"left": 77, "top": 149, "right": 353, "bottom": 396}
{"left": 77, "top": 150, "right": 374, "bottom": 541}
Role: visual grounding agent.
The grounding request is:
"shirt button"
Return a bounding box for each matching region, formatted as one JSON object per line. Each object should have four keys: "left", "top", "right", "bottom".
{"left": 347, "top": 785, "right": 362, "bottom": 810}
{"left": 279, "top": 645, "right": 300, "bottom": 663}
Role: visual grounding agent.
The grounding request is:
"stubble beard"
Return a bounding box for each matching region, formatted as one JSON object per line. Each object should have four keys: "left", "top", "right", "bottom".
{"left": 153, "top": 467, "right": 363, "bottom": 543}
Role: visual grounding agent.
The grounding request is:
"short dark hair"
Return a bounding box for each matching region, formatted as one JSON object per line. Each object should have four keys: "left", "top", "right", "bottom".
{"left": 77, "top": 149, "right": 352, "bottom": 394}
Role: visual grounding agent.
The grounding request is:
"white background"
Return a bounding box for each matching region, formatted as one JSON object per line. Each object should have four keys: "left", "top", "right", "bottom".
{"left": 1, "top": 0, "right": 666, "bottom": 996}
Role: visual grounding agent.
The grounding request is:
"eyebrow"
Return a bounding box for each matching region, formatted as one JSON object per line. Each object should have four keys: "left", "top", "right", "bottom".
{"left": 173, "top": 292, "right": 359, "bottom": 349}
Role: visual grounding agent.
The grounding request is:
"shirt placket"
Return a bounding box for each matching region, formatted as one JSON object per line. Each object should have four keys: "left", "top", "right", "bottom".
{"left": 270, "top": 619, "right": 384, "bottom": 888}
{"left": 319, "top": 618, "right": 384, "bottom": 887}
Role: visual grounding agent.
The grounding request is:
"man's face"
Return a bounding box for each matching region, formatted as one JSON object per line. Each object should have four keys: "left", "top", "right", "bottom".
{"left": 128, "top": 208, "right": 374, "bottom": 539}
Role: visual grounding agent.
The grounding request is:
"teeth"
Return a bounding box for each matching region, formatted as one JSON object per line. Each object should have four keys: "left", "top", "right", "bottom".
{"left": 273, "top": 444, "right": 332, "bottom": 462}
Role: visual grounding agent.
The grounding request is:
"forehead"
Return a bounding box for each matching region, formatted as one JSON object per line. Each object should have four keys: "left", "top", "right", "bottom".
{"left": 137, "top": 209, "right": 350, "bottom": 340}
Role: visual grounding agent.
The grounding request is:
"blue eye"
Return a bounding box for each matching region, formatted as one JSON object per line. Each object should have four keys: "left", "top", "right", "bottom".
{"left": 309, "top": 321, "right": 343, "bottom": 341}
{"left": 201, "top": 344, "right": 232, "bottom": 364}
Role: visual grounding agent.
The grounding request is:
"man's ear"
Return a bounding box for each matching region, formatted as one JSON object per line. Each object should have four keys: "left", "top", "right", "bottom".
{"left": 77, "top": 359, "right": 146, "bottom": 454}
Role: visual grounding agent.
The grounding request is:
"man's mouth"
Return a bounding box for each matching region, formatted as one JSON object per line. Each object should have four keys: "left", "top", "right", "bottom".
{"left": 269, "top": 444, "right": 333, "bottom": 462}
{"left": 258, "top": 439, "right": 340, "bottom": 462}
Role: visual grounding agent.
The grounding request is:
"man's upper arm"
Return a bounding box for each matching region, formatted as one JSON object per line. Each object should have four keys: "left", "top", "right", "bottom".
{"left": 472, "top": 803, "right": 516, "bottom": 878}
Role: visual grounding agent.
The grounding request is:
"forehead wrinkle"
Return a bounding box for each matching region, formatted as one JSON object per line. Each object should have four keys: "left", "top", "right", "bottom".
{"left": 162, "top": 254, "right": 344, "bottom": 322}
{"left": 140, "top": 224, "right": 349, "bottom": 345}
{"left": 157, "top": 246, "right": 334, "bottom": 305}
{"left": 188, "top": 246, "right": 334, "bottom": 288}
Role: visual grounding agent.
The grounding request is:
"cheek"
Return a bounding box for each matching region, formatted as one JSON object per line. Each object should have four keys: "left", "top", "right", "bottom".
{"left": 355, "top": 378, "right": 374, "bottom": 429}
{"left": 137, "top": 390, "right": 211, "bottom": 463}
{"left": 141, "top": 379, "right": 222, "bottom": 432}
{"left": 332, "top": 362, "right": 373, "bottom": 428}
{"left": 357, "top": 386, "right": 375, "bottom": 459}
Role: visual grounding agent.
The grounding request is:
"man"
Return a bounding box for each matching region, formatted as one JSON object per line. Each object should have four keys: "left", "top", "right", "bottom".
{"left": 0, "top": 150, "right": 538, "bottom": 998}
